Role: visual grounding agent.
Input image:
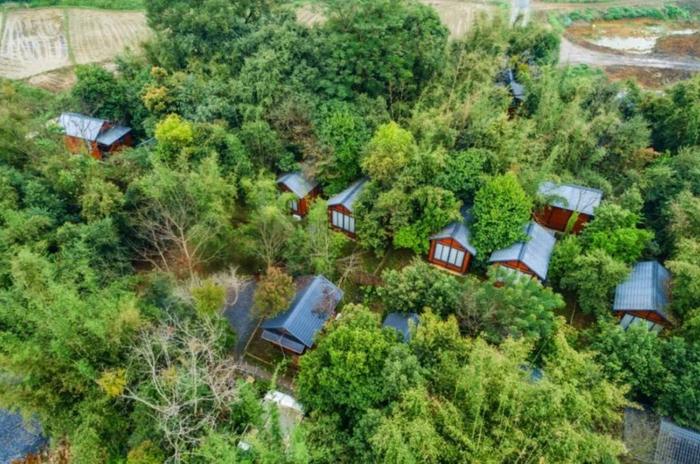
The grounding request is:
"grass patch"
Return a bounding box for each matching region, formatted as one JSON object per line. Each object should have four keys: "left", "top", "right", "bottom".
{"left": 0, "top": 0, "right": 144, "bottom": 10}
{"left": 560, "top": 5, "right": 693, "bottom": 25}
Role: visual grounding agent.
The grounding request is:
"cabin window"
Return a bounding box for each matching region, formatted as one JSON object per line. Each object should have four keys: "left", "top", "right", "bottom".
{"left": 332, "top": 210, "right": 355, "bottom": 233}
{"left": 434, "top": 243, "right": 465, "bottom": 268}
{"left": 290, "top": 199, "right": 299, "bottom": 213}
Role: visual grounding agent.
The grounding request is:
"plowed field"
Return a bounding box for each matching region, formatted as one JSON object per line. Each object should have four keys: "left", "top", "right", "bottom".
{"left": 0, "top": 7, "right": 150, "bottom": 89}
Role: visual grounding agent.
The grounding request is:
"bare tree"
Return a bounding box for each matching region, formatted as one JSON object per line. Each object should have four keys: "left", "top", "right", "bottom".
{"left": 247, "top": 205, "right": 294, "bottom": 268}
{"left": 123, "top": 317, "right": 243, "bottom": 463}
{"left": 132, "top": 181, "right": 230, "bottom": 279}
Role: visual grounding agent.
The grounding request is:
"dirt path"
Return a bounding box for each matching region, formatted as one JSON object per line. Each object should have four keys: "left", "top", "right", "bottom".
{"left": 559, "top": 35, "right": 700, "bottom": 71}
{"left": 533, "top": 0, "right": 666, "bottom": 12}
{"left": 511, "top": 0, "right": 530, "bottom": 25}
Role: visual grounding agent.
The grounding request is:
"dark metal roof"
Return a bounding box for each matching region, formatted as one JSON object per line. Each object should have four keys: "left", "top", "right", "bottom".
{"left": 429, "top": 209, "right": 477, "bottom": 256}
{"left": 655, "top": 419, "right": 700, "bottom": 464}
{"left": 277, "top": 172, "right": 318, "bottom": 199}
{"left": 327, "top": 178, "right": 368, "bottom": 212}
{"left": 261, "top": 275, "right": 343, "bottom": 348}
{"left": 613, "top": 261, "right": 671, "bottom": 321}
{"left": 383, "top": 312, "right": 419, "bottom": 342}
{"left": 538, "top": 182, "right": 603, "bottom": 216}
{"left": 489, "top": 222, "right": 556, "bottom": 281}
{"left": 0, "top": 410, "right": 47, "bottom": 464}
{"left": 96, "top": 125, "right": 131, "bottom": 146}
{"left": 261, "top": 330, "right": 306, "bottom": 354}
{"left": 57, "top": 112, "right": 105, "bottom": 141}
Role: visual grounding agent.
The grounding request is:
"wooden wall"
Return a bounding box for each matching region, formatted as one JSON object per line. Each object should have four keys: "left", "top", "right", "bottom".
{"left": 427, "top": 238, "right": 472, "bottom": 274}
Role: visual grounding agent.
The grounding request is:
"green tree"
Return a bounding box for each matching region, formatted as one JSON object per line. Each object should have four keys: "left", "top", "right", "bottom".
{"left": 560, "top": 249, "right": 629, "bottom": 317}
{"left": 297, "top": 305, "right": 399, "bottom": 422}
{"left": 361, "top": 122, "right": 415, "bottom": 186}
{"left": 316, "top": 0, "right": 448, "bottom": 113}
{"left": 72, "top": 64, "right": 128, "bottom": 122}
{"left": 253, "top": 266, "right": 295, "bottom": 320}
{"left": 458, "top": 266, "right": 564, "bottom": 344}
{"left": 377, "top": 259, "right": 462, "bottom": 316}
{"left": 472, "top": 173, "right": 532, "bottom": 256}
{"left": 581, "top": 203, "right": 653, "bottom": 264}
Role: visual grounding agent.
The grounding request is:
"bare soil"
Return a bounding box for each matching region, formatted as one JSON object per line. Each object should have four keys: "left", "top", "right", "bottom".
{"left": 605, "top": 64, "right": 693, "bottom": 88}
{"left": 655, "top": 32, "right": 700, "bottom": 58}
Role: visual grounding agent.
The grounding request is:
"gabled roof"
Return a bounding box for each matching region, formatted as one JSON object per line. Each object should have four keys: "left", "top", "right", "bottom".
{"left": 614, "top": 261, "right": 671, "bottom": 321}
{"left": 277, "top": 172, "right": 318, "bottom": 199}
{"left": 430, "top": 209, "right": 477, "bottom": 256}
{"left": 383, "top": 312, "right": 419, "bottom": 342}
{"left": 0, "top": 410, "right": 47, "bottom": 464}
{"left": 327, "top": 178, "right": 368, "bottom": 213}
{"left": 489, "top": 222, "right": 556, "bottom": 281}
{"left": 96, "top": 125, "right": 131, "bottom": 146}
{"left": 261, "top": 275, "right": 343, "bottom": 349}
{"left": 538, "top": 182, "right": 603, "bottom": 216}
{"left": 57, "top": 112, "right": 106, "bottom": 141}
{"left": 655, "top": 419, "right": 700, "bottom": 464}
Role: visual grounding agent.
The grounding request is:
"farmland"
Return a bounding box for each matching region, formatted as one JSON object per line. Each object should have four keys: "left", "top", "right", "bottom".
{"left": 0, "top": 7, "right": 149, "bottom": 89}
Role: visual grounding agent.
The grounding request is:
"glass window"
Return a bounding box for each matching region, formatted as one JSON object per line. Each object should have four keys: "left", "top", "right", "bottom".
{"left": 290, "top": 199, "right": 299, "bottom": 212}
{"left": 331, "top": 210, "right": 355, "bottom": 233}
{"left": 434, "top": 243, "right": 466, "bottom": 269}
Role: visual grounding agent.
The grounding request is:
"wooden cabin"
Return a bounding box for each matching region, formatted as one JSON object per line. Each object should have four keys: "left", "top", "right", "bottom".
{"left": 489, "top": 222, "right": 556, "bottom": 282}
{"left": 260, "top": 275, "right": 343, "bottom": 355}
{"left": 277, "top": 172, "right": 319, "bottom": 217}
{"left": 614, "top": 261, "right": 671, "bottom": 333}
{"left": 327, "top": 178, "right": 368, "bottom": 239}
{"left": 535, "top": 182, "right": 603, "bottom": 234}
{"left": 427, "top": 211, "right": 477, "bottom": 275}
{"left": 57, "top": 113, "right": 133, "bottom": 160}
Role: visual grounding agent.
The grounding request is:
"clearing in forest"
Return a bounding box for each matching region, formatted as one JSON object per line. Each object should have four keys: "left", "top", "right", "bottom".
{"left": 0, "top": 7, "right": 149, "bottom": 88}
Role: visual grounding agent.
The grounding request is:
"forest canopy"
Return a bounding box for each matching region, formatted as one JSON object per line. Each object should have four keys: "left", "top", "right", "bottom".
{"left": 1, "top": 0, "right": 700, "bottom": 463}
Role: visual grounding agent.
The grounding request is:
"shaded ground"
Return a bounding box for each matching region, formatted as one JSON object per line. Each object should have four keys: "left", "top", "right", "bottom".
{"left": 223, "top": 280, "right": 259, "bottom": 358}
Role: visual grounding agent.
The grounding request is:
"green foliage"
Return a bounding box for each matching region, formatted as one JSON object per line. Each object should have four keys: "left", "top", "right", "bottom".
{"left": 192, "top": 280, "right": 226, "bottom": 317}
{"left": 434, "top": 148, "right": 488, "bottom": 202}
{"left": 72, "top": 65, "right": 130, "bottom": 122}
{"left": 361, "top": 122, "right": 415, "bottom": 186}
{"left": 127, "top": 441, "right": 165, "bottom": 464}
{"left": 459, "top": 267, "right": 564, "bottom": 343}
{"left": 667, "top": 239, "right": 700, "bottom": 319}
{"left": 315, "top": 101, "right": 371, "bottom": 193}
{"left": 297, "top": 304, "right": 401, "bottom": 422}
{"left": 378, "top": 259, "right": 462, "bottom": 317}
{"left": 284, "top": 200, "right": 348, "bottom": 278}
{"left": 591, "top": 323, "right": 700, "bottom": 430}
{"left": 253, "top": 267, "right": 295, "bottom": 320}
{"left": 23, "top": 0, "right": 144, "bottom": 9}
{"left": 316, "top": 0, "right": 448, "bottom": 114}
{"left": 472, "top": 173, "right": 532, "bottom": 256}
{"left": 560, "top": 248, "right": 629, "bottom": 317}
{"left": 581, "top": 203, "right": 653, "bottom": 264}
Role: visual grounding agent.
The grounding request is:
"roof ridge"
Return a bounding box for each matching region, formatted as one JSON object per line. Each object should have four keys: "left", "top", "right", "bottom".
{"left": 339, "top": 178, "right": 366, "bottom": 205}
{"left": 284, "top": 276, "right": 321, "bottom": 334}
{"left": 517, "top": 222, "right": 534, "bottom": 262}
